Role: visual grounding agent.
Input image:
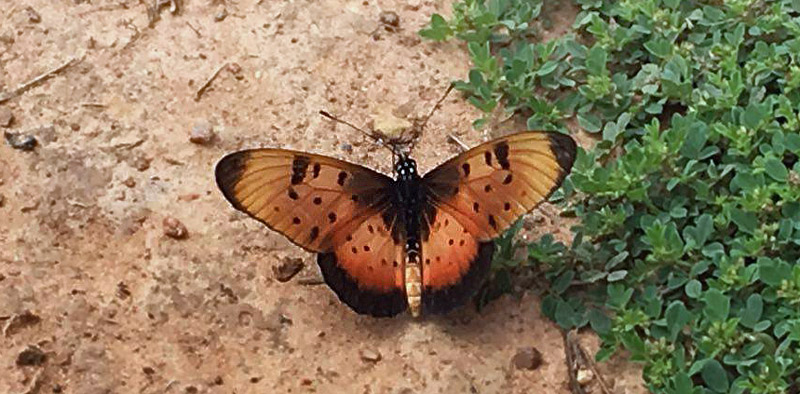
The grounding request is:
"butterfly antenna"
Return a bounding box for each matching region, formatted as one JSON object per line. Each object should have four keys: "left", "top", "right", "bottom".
{"left": 408, "top": 82, "right": 455, "bottom": 153}
{"left": 319, "top": 110, "right": 398, "bottom": 155}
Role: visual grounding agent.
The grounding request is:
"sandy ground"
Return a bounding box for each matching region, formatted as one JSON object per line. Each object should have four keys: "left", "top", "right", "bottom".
{"left": 1, "top": 1, "right": 647, "bottom": 393}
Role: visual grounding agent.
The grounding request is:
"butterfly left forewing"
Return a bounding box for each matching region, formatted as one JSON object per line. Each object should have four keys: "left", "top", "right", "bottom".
{"left": 215, "top": 148, "right": 395, "bottom": 252}
{"left": 422, "top": 131, "right": 577, "bottom": 240}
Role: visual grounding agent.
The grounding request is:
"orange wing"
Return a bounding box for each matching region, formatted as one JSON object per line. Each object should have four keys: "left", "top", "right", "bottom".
{"left": 422, "top": 131, "right": 576, "bottom": 240}
{"left": 215, "top": 149, "right": 407, "bottom": 316}
{"left": 419, "top": 131, "right": 576, "bottom": 313}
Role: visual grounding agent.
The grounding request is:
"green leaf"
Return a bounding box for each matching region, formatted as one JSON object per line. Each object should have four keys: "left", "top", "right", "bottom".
{"left": 607, "top": 270, "right": 627, "bottom": 282}
{"left": 665, "top": 301, "right": 691, "bottom": 341}
{"left": 578, "top": 112, "right": 602, "bottom": 133}
{"left": 585, "top": 45, "right": 608, "bottom": 76}
{"left": 701, "top": 359, "right": 729, "bottom": 392}
{"left": 685, "top": 279, "right": 702, "bottom": 298}
{"left": 644, "top": 38, "right": 672, "bottom": 58}
{"left": 419, "top": 14, "right": 452, "bottom": 41}
{"left": 551, "top": 270, "right": 575, "bottom": 295}
{"left": 588, "top": 308, "right": 611, "bottom": 334}
{"left": 730, "top": 208, "right": 757, "bottom": 235}
{"left": 703, "top": 289, "right": 730, "bottom": 322}
{"left": 739, "top": 294, "right": 763, "bottom": 329}
{"left": 764, "top": 158, "right": 788, "bottom": 182}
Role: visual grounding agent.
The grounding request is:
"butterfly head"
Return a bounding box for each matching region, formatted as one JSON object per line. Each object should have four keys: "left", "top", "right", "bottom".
{"left": 395, "top": 156, "right": 418, "bottom": 181}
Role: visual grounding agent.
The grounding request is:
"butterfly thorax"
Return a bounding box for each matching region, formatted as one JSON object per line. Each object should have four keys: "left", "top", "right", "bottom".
{"left": 394, "top": 157, "right": 424, "bottom": 316}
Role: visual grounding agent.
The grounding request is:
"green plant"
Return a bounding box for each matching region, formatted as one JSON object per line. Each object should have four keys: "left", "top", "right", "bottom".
{"left": 421, "top": 0, "right": 800, "bottom": 392}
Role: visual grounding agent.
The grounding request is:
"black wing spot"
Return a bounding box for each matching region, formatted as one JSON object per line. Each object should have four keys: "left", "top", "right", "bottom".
{"left": 381, "top": 258, "right": 388, "bottom": 266}
{"left": 473, "top": 202, "right": 480, "bottom": 213}
{"left": 448, "top": 239, "right": 454, "bottom": 246}
{"left": 504, "top": 202, "right": 511, "bottom": 211}
{"left": 444, "top": 219, "right": 449, "bottom": 227}
{"left": 368, "top": 225, "right": 374, "bottom": 234}
{"left": 312, "top": 163, "right": 321, "bottom": 178}
{"left": 351, "top": 247, "right": 358, "bottom": 254}
{"left": 484, "top": 151, "right": 493, "bottom": 166}
{"left": 503, "top": 174, "right": 513, "bottom": 184}
{"left": 346, "top": 234, "right": 353, "bottom": 242}
{"left": 337, "top": 171, "right": 348, "bottom": 186}
{"left": 462, "top": 163, "right": 471, "bottom": 177}
{"left": 494, "top": 141, "right": 510, "bottom": 170}
{"left": 435, "top": 256, "right": 441, "bottom": 262}
{"left": 288, "top": 188, "right": 299, "bottom": 200}
{"left": 488, "top": 214, "right": 497, "bottom": 229}
{"left": 273, "top": 206, "right": 280, "bottom": 212}
{"left": 393, "top": 261, "right": 399, "bottom": 267}
{"left": 363, "top": 245, "right": 371, "bottom": 252}
{"left": 459, "top": 239, "right": 465, "bottom": 246}
{"left": 310, "top": 226, "right": 320, "bottom": 241}
{"left": 351, "top": 194, "right": 359, "bottom": 202}
{"left": 313, "top": 196, "right": 322, "bottom": 205}
{"left": 291, "top": 155, "right": 310, "bottom": 185}
{"left": 452, "top": 186, "right": 459, "bottom": 194}
{"left": 425, "top": 258, "right": 431, "bottom": 265}
{"left": 484, "top": 184, "right": 492, "bottom": 192}
{"left": 328, "top": 212, "right": 337, "bottom": 223}
{"left": 293, "top": 217, "right": 301, "bottom": 224}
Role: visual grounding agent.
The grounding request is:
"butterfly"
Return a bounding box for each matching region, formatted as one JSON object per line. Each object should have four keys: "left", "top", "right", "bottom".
{"left": 215, "top": 113, "right": 576, "bottom": 318}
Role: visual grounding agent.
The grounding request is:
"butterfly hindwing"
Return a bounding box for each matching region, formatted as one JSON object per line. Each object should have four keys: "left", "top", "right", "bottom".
{"left": 419, "top": 208, "right": 494, "bottom": 314}
{"left": 422, "top": 131, "right": 577, "bottom": 241}
{"left": 319, "top": 213, "right": 408, "bottom": 317}
{"left": 216, "top": 149, "right": 408, "bottom": 316}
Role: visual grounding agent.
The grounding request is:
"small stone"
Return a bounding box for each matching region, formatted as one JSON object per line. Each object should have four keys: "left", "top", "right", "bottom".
{"left": 213, "top": 376, "right": 224, "bottom": 385}
{"left": 576, "top": 368, "right": 594, "bottom": 385}
{"left": 340, "top": 143, "right": 353, "bottom": 153}
{"left": 16, "top": 345, "right": 47, "bottom": 366}
{"left": 0, "top": 107, "right": 13, "bottom": 127}
{"left": 214, "top": 6, "right": 228, "bottom": 22}
{"left": 379, "top": 11, "right": 400, "bottom": 28}
{"left": 132, "top": 156, "right": 151, "bottom": 171}
{"left": 250, "top": 376, "right": 261, "bottom": 383}
{"left": 122, "top": 177, "right": 136, "bottom": 188}
{"left": 163, "top": 216, "right": 188, "bottom": 239}
{"left": 142, "top": 366, "right": 155, "bottom": 375}
{"left": 189, "top": 121, "right": 215, "bottom": 145}
{"left": 117, "top": 282, "right": 131, "bottom": 299}
{"left": 359, "top": 348, "right": 382, "bottom": 363}
{"left": 3, "top": 310, "right": 41, "bottom": 336}
{"left": 4, "top": 131, "right": 37, "bottom": 151}
{"left": 185, "top": 386, "right": 198, "bottom": 394}
{"left": 301, "top": 378, "right": 313, "bottom": 386}
{"left": 25, "top": 7, "right": 41, "bottom": 23}
{"left": 0, "top": 193, "right": 4, "bottom": 207}
{"left": 70, "top": 123, "right": 80, "bottom": 131}
{"left": 227, "top": 62, "right": 242, "bottom": 75}
{"left": 273, "top": 258, "right": 305, "bottom": 282}
{"left": 512, "top": 347, "right": 542, "bottom": 370}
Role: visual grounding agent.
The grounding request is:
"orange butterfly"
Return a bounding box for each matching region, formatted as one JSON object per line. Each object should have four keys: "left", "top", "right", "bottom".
{"left": 215, "top": 114, "right": 576, "bottom": 318}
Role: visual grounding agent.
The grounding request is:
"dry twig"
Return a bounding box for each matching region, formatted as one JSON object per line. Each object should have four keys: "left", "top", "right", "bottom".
{"left": 194, "top": 62, "right": 228, "bottom": 101}
{"left": 563, "top": 329, "right": 614, "bottom": 394}
{"left": 447, "top": 134, "right": 470, "bottom": 152}
{"left": 0, "top": 57, "right": 81, "bottom": 104}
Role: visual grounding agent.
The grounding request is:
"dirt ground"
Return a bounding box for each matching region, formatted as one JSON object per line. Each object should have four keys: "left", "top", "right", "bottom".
{"left": 1, "top": 1, "right": 647, "bottom": 393}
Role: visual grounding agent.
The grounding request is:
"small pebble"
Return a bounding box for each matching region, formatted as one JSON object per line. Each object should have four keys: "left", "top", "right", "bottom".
{"left": 0, "top": 107, "right": 13, "bottom": 127}
{"left": 4, "top": 131, "right": 37, "bottom": 151}
{"left": 0, "top": 193, "right": 4, "bottom": 207}
{"left": 25, "top": 7, "right": 41, "bottom": 23}
{"left": 189, "top": 121, "right": 215, "bottom": 145}
{"left": 163, "top": 216, "right": 188, "bottom": 239}
{"left": 379, "top": 11, "right": 400, "bottom": 28}
{"left": 340, "top": 143, "right": 353, "bottom": 153}
{"left": 185, "top": 386, "right": 198, "bottom": 394}
{"left": 132, "top": 156, "right": 151, "bottom": 171}
{"left": 142, "top": 366, "right": 155, "bottom": 375}
{"left": 512, "top": 347, "right": 543, "bottom": 370}
{"left": 227, "top": 62, "right": 242, "bottom": 75}
{"left": 359, "top": 348, "right": 382, "bottom": 363}
{"left": 273, "top": 258, "right": 305, "bottom": 282}
{"left": 213, "top": 376, "right": 224, "bottom": 385}
{"left": 16, "top": 345, "right": 47, "bottom": 366}
{"left": 214, "top": 6, "right": 228, "bottom": 22}
{"left": 576, "top": 368, "right": 594, "bottom": 385}
{"left": 122, "top": 177, "right": 136, "bottom": 188}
